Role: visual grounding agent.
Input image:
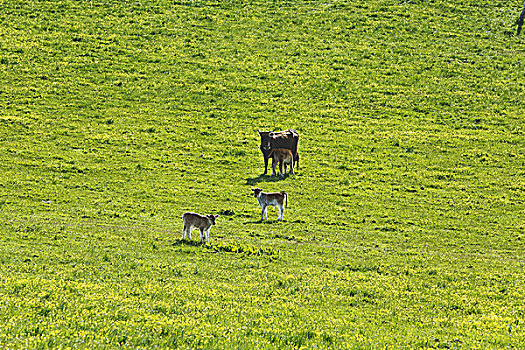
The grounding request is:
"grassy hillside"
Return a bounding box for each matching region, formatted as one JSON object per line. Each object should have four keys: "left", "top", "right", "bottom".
{"left": 0, "top": 0, "right": 524, "bottom": 348}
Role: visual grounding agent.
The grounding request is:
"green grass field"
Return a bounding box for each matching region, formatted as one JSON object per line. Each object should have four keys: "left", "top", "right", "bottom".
{"left": 1, "top": 0, "right": 524, "bottom": 348}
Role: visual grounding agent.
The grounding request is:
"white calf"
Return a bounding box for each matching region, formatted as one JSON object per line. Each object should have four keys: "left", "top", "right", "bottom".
{"left": 251, "top": 188, "right": 288, "bottom": 221}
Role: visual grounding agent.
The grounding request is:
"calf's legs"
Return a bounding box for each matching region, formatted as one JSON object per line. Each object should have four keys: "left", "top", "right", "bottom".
{"left": 196, "top": 228, "right": 210, "bottom": 244}
{"left": 182, "top": 225, "right": 192, "bottom": 240}
{"left": 278, "top": 204, "right": 285, "bottom": 221}
{"left": 261, "top": 206, "right": 268, "bottom": 221}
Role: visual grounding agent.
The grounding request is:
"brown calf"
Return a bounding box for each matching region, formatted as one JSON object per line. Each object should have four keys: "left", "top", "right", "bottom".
{"left": 182, "top": 212, "right": 219, "bottom": 244}
{"left": 270, "top": 148, "right": 295, "bottom": 177}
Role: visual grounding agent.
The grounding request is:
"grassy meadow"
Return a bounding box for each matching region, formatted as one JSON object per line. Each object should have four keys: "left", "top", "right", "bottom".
{"left": 1, "top": 0, "right": 524, "bottom": 348}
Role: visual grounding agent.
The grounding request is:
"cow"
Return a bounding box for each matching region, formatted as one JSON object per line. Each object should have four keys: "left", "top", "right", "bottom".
{"left": 258, "top": 129, "right": 299, "bottom": 175}
{"left": 270, "top": 148, "right": 295, "bottom": 177}
{"left": 182, "top": 212, "right": 219, "bottom": 244}
{"left": 251, "top": 188, "right": 288, "bottom": 221}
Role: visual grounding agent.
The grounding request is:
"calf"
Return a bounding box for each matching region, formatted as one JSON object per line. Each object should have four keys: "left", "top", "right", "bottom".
{"left": 270, "top": 148, "right": 295, "bottom": 177}
{"left": 251, "top": 188, "right": 288, "bottom": 221}
{"left": 182, "top": 212, "right": 219, "bottom": 244}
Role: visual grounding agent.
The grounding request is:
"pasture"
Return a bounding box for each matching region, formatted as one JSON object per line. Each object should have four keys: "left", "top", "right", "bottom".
{"left": 0, "top": 0, "right": 524, "bottom": 348}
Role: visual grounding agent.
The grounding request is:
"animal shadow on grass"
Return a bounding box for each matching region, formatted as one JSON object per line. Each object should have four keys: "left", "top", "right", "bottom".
{"left": 172, "top": 238, "right": 206, "bottom": 247}
{"left": 244, "top": 219, "right": 285, "bottom": 224}
{"left": 245, "top": 174, "right": 289, "bottom": 186}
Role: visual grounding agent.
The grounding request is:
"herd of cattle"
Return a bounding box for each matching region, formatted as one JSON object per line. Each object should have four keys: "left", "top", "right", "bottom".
{"left": 182, "top": 129, "right": 300, "bottom": 243}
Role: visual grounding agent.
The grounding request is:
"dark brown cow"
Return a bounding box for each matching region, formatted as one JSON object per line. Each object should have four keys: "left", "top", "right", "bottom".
{"left": 258, "top": 129, "right": 299, "bottom": 175}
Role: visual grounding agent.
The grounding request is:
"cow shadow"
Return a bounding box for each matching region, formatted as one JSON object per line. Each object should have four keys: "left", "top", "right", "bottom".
{"left": 245, "top": 174, "right": 290, "bottom": 185}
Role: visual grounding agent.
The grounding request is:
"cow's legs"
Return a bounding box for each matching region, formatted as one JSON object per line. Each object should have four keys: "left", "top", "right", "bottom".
{"left": 263, "top": 155, "right": 269, "bottom": 175}
{"left": 205, "top": 229, "right": 210, "bottom": 244}
{"left": 199, "top": 229, "right": 204, "bottom": 243}
{"left": 272, "top": 159, "right": 277, "bottom": 176}
{"left": 279, "top": 161, "right": 284, "bottom": 177}
{"left": 182, "top": 225, "right": 187, "bottom": 239}
{"left": 290, "top": 160, "right": 295, "bottom": 175}
{"left": 261, "top": 206, "right": 267, "bottom": 221}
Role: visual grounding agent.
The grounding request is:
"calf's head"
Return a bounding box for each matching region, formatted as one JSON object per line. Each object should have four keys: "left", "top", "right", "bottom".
{"left": 251, "top": 188, "right": 263, "bottom": 197}
{"left": 207, "top": 214, "right": 219, "bottom": 225}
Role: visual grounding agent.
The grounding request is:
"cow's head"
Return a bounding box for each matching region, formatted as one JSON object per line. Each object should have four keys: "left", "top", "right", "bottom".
{"left": 206, "top": 214, "right": 219, "bottom": 225}
{"left": 258, "top": 130, "right": 272, "bottom": 151}
{"left": 251, "top": 188, "right": 263, "bottom": 197}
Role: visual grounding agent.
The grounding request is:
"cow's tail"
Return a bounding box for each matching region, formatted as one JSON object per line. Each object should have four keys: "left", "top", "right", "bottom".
{"left": 281, "top": 191, "right": 288, "bottom": 207}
